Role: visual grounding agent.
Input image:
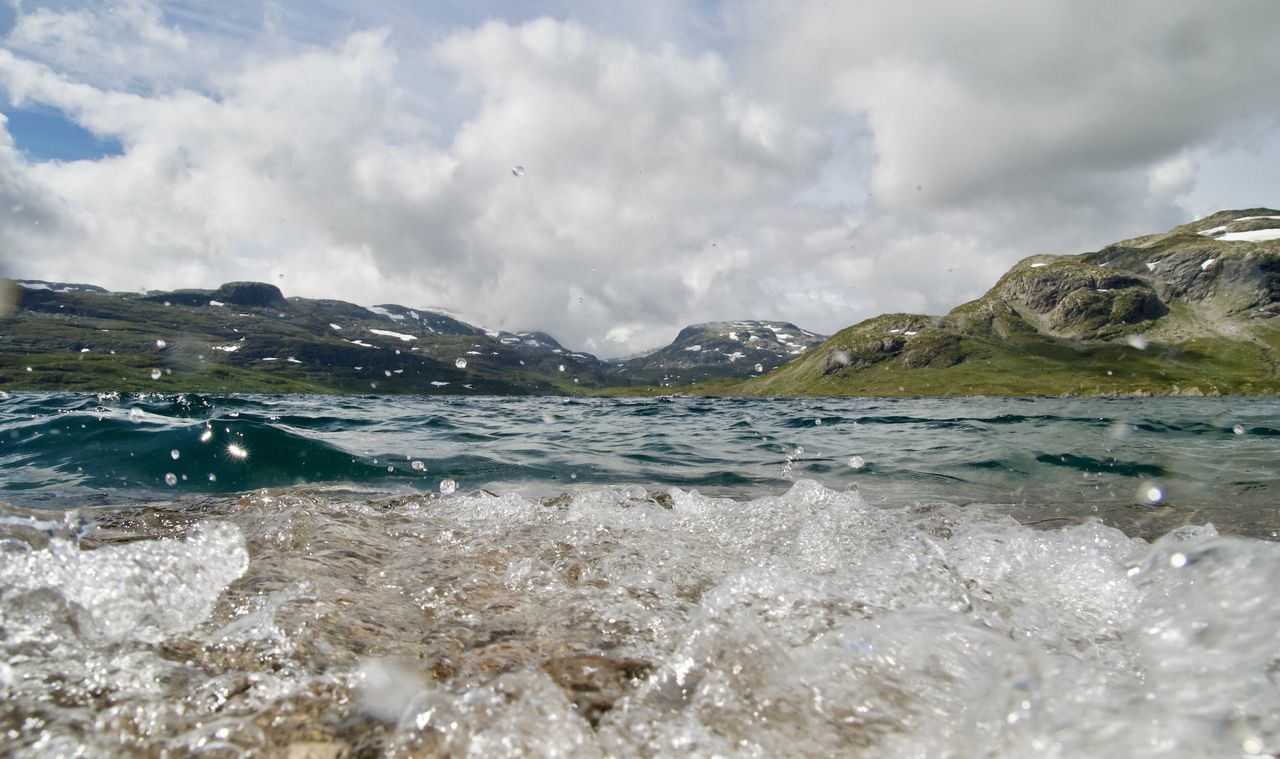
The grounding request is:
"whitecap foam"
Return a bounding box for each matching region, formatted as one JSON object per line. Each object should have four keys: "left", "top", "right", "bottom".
{"left": 3, "top": 484, "right": 1277, "bottom": 756}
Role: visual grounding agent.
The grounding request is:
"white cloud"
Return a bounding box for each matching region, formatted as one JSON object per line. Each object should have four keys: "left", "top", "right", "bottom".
{"left": 1, "top": 1, "right": 1279, "bottom": 356}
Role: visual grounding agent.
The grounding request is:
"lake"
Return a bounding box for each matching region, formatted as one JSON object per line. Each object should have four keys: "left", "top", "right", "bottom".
{"left": 1, "top": 393, "right": 1277, "bottom": 756}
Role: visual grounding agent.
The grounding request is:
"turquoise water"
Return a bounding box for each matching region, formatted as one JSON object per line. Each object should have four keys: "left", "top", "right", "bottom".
{"left": 3, "top": 393, "right": 1277, "bottom": 536}
{"left": 1, "top": 393, "right": 1278, "bottom": 755}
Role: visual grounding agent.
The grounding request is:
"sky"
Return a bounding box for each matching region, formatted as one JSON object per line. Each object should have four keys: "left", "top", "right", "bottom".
{"left": 1, "top": 1, "right": 1278, "bottom": 357}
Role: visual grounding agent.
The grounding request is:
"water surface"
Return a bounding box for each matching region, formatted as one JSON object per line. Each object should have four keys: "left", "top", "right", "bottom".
{"left": 1, "top": 393, "right": 1277, "bottom": 756}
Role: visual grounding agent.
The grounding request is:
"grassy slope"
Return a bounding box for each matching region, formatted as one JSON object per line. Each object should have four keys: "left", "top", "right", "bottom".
{"left": 740, "top": 328, "right": 1278, "bottom": 397}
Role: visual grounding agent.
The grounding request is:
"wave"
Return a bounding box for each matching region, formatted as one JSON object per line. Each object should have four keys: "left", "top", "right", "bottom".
{"left": 1, "top": 481, "right": 1276, "bottom": 756}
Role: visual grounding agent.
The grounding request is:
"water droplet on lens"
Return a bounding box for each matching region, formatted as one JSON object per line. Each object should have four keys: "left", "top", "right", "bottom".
{"left": 278, "top": 273, "right": 285, "bottom": 279}
{"left": 1138, "top": 482, "right": 1163, "bottom": 505}
{"left": 511, "top": 165, "right": 525, "bottom": 177}
{"left": 849, "top": 456, "right": 865, "bottom": 469}
{"left": 440, "top": 478, "right": 457, "bottom": 495}
{"left": 1233, "top": 423, "right": 1245, "bottom": 435}
{"left": 411, "top": 460, "right": 426, "bottom": 471}
{"left": 170, "top": 449, "right": 180, "bottom": 460}
{"left": 384, "top": 370, "right": 392, "bottom": 377}
{"left": 208, "top": 473, "right": 217, "bottom": 482}
{"left": 754, "top": 363, "right": 764, "bottom": 373}
{"left": 164, "top": 473, "right": 177, "bottom": 486}
{"left": 200, "top": 427, "right": 213, "bottom": 443}
{"left": 150, "top": 369, "right": 162, "bottom": 380}
{"left": 156, "top": 339, "right": 167, "bottom": 349}
{"left": 1169, "top": 552, "right": 1187, "bottom": 568}
{"left": 455, "top": 358, "right": 467, "bottom": 369}
{"left": 558, "top": 364, "right": 565, "bottom": 372}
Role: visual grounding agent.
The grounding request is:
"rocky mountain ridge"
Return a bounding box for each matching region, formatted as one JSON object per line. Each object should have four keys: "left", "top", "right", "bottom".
{"left": 742, "top": 209, "right": 1280, "bottom": 396}
{"left": 0, "top": 280, "right": 819, "bottom": 393}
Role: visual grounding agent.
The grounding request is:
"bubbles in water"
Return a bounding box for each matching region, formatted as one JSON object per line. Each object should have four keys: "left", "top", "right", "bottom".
{"left": 439, "top": 478, "right": 457, "bottom": 495}
{"left": 849, "top": 456, "right": 866, "bottom": 469}
{"left": 164, "top": 473, "right": 177, "bottom": 486}
{"left": 150, "top": 369, "right": 162, "bottom": 380}
{"left": 170, "top": 449, "right": 180, "bottom": 460}
{"left": 1233, "top": 424, "right": 1246, "bottom": 435}
{"left": 511, "top": 165, "right": 525, "bottom": 177}
{"left": 411, "top": 460, "right": 426, "bottom": 471}
{"left": 455, "top": 358, "right": 467, "bottom": 369}
{"left": 156, "top": 339, "right": 167, "bottom": 349}
{"left": 1126, "top": 334, "right": 1148, "bottom": 350}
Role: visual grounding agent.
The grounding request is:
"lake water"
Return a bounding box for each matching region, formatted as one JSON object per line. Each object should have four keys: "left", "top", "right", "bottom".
{"left": 1, "top": 393, "right": 1278, "bottom": 756}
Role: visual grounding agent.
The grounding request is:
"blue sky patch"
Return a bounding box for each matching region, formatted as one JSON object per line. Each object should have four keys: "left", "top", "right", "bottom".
{"left": 2, "top": 104, "right": 124, "bottom": 162}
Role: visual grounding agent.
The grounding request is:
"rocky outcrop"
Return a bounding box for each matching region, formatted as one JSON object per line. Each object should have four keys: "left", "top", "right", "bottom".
{"left": 212, "top": 281, "right": 288, "bottom": 308}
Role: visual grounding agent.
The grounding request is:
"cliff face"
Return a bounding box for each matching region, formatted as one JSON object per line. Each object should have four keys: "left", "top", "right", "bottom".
{"left": 742, "top": 210, "right": 1280, "bottom": 397}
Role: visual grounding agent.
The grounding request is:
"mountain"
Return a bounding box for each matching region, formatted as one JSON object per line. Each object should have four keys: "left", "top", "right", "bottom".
{"left": 741, "top": 209, "right": 1280, "bottom": 397}
{"left": 0, "top": 281, "right": 611, "bottom": 394}
{"left": 0, "top": 280, "right": 819, "bottom": 394}
{"left": 610, "top": 321, "right": 826, "bottom": 386}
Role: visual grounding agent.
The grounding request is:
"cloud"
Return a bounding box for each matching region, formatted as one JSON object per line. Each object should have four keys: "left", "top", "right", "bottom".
{"left": 1, "top": 1, "right": 1279, "bottom": 357}
{"left": 0, "top": 10, "right": 837, "bottom": 354}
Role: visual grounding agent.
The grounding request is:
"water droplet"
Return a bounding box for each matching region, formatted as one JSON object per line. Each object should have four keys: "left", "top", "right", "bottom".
{"left": 440, "top": 478, "right": 457, "bottom": 495}
{"left": 128, "top": 408, "right": 143, "bottom": 423}
{"left": 558, "top": 364, "right": 565, "bottom": 372}
{"left": 1126, "top": 334, "right": 1148, "bottom": 350}
{"left": 1138, "top": 482, "right": 1163, "bottom": 505}
{"left": 411, "top": 460, "right": 426, "bottom": 471}
{"left": 170, "top": 449, "right": 180, "bottom": 460}
{"left": 278, "top": 273, "right": 285, "bottom": 279}
{"left": 1169, "top": 552, "right": 1187, "bottom": 568}
{"left": 199, "top": 427, "right": 213, "bottom": 443}
{"left": 1233, "top": 423, "right": 1246, "bottom": 435}
{"left": 150, "top": 369, "right": 162, "bottom": 380}
{"left": 164, "top": 473, "right": 177, "bottom": 486}
{"left": 208, "top": 473, "right": 217, "bottom": 482}
{"left": 384, "top": 370, "right": 392, "bottom": 377}
{"left": 226, "top": 442, "right": 248, "bottom": 460}
{"left": 848, "top": 456, "right": 865, "bottom": 469}
{"left": 387, "top": 465, "right": 393, "bottom": 472}
{"left": 156, "top": 339, "right": 167, "bottom": 349}
{"left": 511, "top": 165, "right": 525, "bottom": 177}
{"left": 25, "top": 366, "right": 32, "bottom": 372}
{"left": 455, "top": 358, "right": 467, "bottom": 369}
{"left": 542, "top": 412, "right": 555, "bottom": 424}
{"left": 754, "top": 363, "right": 764, "bottom": 373}
{"left": 815, "top": 418, "right": 822, "bottom": 426}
